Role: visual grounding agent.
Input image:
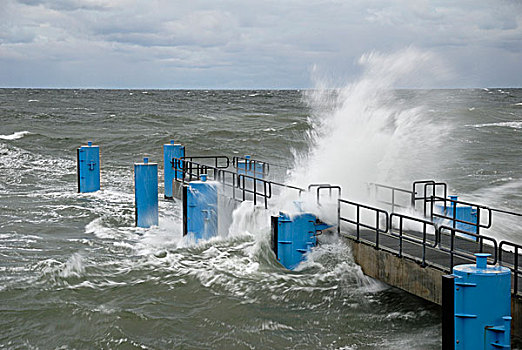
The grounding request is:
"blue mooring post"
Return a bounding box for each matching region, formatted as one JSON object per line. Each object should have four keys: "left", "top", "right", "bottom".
{"left": 77, "top": 141, "right": 100, "bottom": 193}
{"left": 237, "top": 155, "right": 265, "bottom": 179}
{"left": 270, "top": 212, "right": 330, "bottom": 270}
{"left": 437, "top": 195, "right": 478, "bottom": 239}
{"left": 134, "top": 157, "right": 158, "bottom": 228}
{"left": 442, "top": 253, "right": 511, "bottom": 349}
{"left": 163, "top": 140, "right": 185, "bottom": 199}
{"left": 182, "top": 174, "right": 218, "bottom": 242}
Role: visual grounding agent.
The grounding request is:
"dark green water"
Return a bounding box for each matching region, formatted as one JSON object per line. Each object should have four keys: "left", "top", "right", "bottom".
{"left": 0, "top": 88, "right": 521, "bottom": 349}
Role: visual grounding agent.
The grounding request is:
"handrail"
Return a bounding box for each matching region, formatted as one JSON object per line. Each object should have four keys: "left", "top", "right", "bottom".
{"left": 438, "top": 225, "right": 498, "bottom": 269}
{"left": 369, "top": 183, "right": 415, "bottom": 213}
{"left": 170, "top": 157, "right": 522, "bottom": 292}
{"left": 491, "top": 207, "right": 522, "bottom": 217}
{"left": 499, "top": 241, "right": 522, "bottom": 295}
{"left": 237, "top": 173, "right": 272, "bottom": 208}
{"left": 308, "top": 184, "right": 341, "bottom": 204}
{"left": 389, "top": 213, "right": 438, "bottom": 267}
{"left": 428, "top": 195, "right": 493, "bottom": 236}
{"left": 338, "top": 199, "right": 389, "bottom": 248}
{"left": 232, "top": 156, "right": 270, "bottom": 176}
{"left": 184, "top": 155, "right": 230, "bottom": 169}
{"left": 412, "top": 180, "right": 447, "bottom": 214}
{"left": 172, "top": 157, "right": 303, "bottom": 209}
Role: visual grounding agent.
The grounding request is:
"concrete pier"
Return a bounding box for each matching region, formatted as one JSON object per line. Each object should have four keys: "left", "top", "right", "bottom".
{"left": 343, "top": 235, "right": 522, "bottom": 344}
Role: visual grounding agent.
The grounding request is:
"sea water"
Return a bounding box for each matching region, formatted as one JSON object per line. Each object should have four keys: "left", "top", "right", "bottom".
{"left": 1, "top": 67, "right": 521, "bottom": 348}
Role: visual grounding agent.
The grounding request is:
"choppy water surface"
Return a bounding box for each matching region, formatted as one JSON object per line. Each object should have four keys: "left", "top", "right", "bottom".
{"left": 0, "top": 87, "right": 521, "bottom": 349}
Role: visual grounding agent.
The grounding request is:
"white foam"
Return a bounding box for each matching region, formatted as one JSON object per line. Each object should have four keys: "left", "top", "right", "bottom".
{"left": 470, "top": 121, "right": 522, "bottom": 129}
{"left": 58, "top": 253, "right": 85, "bottom": 278}
{"left": 0, "top": 131, "right": 31, "bottom": 140}
{"left": 289, "top": 48, "right": 452, "bottom": 201}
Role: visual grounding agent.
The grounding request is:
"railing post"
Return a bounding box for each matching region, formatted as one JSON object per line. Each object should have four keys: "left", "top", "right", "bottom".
{"left": 513, "top": 247, "right": 518, "bottom": 295}
{"left": 337, "top": 199, "right": 341, "bottom": 236}
{"left": 450, "top": 230, "right": 455, "bottom": 272}
{"left": 398, "top": 216, "right": 403, "bottom": 257}
{"left": 391, "top": 189, "right": 395, "bottom": 213}
{"left": 375, "top": 211, "right": 380, "bottom": 249}
{"left": 421, "top": 222, "right": 426, "bottom": 267}
{"left": 476, "top": 207, "right": 481, "bottom": 238}
{"left": 356, "top": 206, "right": 360, "bottom": 242}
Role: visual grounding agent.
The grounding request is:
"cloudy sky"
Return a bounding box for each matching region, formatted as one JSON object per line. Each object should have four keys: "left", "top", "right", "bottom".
{"left": 1, "top": 0, "right": 521, "bottom": 89}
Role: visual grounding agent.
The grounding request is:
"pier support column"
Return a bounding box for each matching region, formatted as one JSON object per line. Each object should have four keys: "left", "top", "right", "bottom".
{"left": 77, "top": 141, "right": 100, "bottom": 193}
{"left": 163, "top": 140, "right": 185, "bottom": 199}
{"left": 183, "top": 174, "right": 218, "bottom": 241}
{"left": 134, "top": 157, "right": 158, "bottom": 228}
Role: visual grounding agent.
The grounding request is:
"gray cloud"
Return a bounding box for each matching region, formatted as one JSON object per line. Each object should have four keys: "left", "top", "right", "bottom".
{"left": 0, "top": 0, "right": 521, "bottom": 88}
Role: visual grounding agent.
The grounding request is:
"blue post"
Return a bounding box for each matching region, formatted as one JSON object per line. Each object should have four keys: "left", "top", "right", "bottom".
{"left": 163, "top": 140, "right": 185, "bottom": 199}
{"left": 77, "top": 141, "right": 100, "bottom": 193}
{"left": 134, "top": 157, "right": 158, "bottom": 228}
{"left": 183, "top": 174, "right": 218, "bottom": 242}
{"left": 237, "top": 155, "right": 265, "bottom": 179}
{"left": 436, "top": 195, "right": 478, "bottom": 239}
{"left": 451, "top": 253, "right": 511, "bottom": 349}
{"left": 271, "top": 212, "right": 330, "bottom": 270}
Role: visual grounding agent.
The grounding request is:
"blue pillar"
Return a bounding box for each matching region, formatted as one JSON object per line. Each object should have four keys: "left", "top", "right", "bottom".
{"left": 77, "top": 141, "right": 100, "bottom": 193}
{"left": 163, "top": 140, "right": 185, "bottom": 199}
{"left": 271, "top": 212, "right": 330, "bottom": 270}
{"left": 134, "top": 157, "right": 158, "bottom": 228}
{"left": 450, "top": 253, "right": 511, "bottom": 349}
{"left": 183, "top": 174, "right": 218, "bottom": 242}
{"left": 237, "top": 155, "right": 266, "bottom": 179}
{"left": 436, "top": 195, "right": 478, "bottom": 239}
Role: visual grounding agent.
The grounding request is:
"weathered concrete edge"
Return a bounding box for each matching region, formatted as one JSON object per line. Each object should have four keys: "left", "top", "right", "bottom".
{"left": 345, "top": 237, "right": 444, "bottom": 304}
{"left": 344, "top": 237, "right": 522, "bottom": 343}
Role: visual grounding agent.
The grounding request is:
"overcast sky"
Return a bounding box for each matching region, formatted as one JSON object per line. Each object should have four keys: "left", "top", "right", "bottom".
{"left": 1, "top": 0, "right": 521, "bottom": 89}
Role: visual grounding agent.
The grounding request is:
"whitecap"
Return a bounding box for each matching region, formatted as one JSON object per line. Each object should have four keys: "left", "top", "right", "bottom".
{"left": 0, "top": 131, "right": 31, "bottom": 140}
{"left": 59, "top": 253, "right": 85, "bottom": 278}
{"left": 470, "top": 121, "right": 522, "bottom": 129}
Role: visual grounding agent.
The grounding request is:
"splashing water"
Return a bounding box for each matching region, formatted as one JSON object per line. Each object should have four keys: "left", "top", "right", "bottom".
{"left": 290, "top": 48, "right": 452, "bottom": 201}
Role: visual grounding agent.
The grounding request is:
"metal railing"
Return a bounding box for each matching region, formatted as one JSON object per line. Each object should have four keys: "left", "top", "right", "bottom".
{"left": 308, "top": 184, "right": 342, "bottom": 204}
{"left": 427, "top": 195, "right": 492, "bottom": 237}
{"left": 172, "top": 156, "right": 303, "bottom": 209}
{"left": 232, "top": 156, "right": 270, "bottom": 177}
{"left": 390, "top": 213, "right": 438, "bottom": 267}
{"left": 438, "top": 225, "right": 498, "bottom": 269}
{"left": 369, "top": 183, "right": 416, "bottom": 213}
{"left": 170, "top": 160, "right": 522, "bottom": 295}
{"left": 413, "top": 180, "right": 448, "bottom": 215}
{"left": 184, "top": 155, "right": 230, "bottom": 169}
{"left": 338, "top": 199, "right": 389, "bottom": 249}
{"left": 499, "top": 241, "right": 522, "bottom": 295}
{"left": 338, "top": 182, "right": 522, "bottom": 295}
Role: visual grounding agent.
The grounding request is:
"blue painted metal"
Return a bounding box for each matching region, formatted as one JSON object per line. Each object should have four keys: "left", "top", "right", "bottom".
{"left": 184, "top": 174, "right": 218, "bottom": 242}
{"left": 236, "top": 155, "right": 265, "bottom": 179}
{"left": 436, "top": 195, "right": 478, "bottom": 239}
{"left": 77, "top": 141, "right": 100, "bottom": 193}
{"left": 452, "top": 253, "right": 511, "bottom": 349}
{"left": 274, "top": 212, "right": 330, "bottom": 270}
{"left": 134, "top": 157, "right": 159, "bottom": 228}
{"left": 163, "top": 141, "right": 185, "bottom": 199}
